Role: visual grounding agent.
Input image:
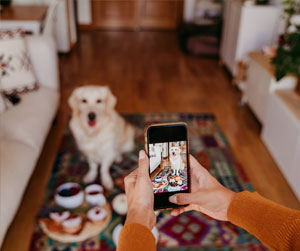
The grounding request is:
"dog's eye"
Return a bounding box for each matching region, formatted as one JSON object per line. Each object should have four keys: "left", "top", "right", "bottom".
{"left": 82, "top": 99, "right": 87, "bottom": 103}
{"left": 96, "top": 99, "right": 102, "bottom": 103}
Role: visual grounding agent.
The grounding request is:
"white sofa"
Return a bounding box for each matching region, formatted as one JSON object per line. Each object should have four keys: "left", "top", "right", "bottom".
{"left": 0, "top": 35, "right": 60, "bottom": 247}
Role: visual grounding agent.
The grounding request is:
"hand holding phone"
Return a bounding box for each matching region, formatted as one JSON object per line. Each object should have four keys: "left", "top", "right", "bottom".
{"left": 124, "top": 150, "right": 156, "bottom": 229}
{"left": 145, "top": 123, "right": 191, "bottom": 210}
{"left": 169, "top": 155, "right": 235, "bottom": 221}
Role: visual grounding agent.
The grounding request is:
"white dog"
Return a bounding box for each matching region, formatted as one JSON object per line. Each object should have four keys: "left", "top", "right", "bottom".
{"left": 68, "top": 86, "right": 135, "bottom": 189}
{"left": 169, "top": 145, "right": 184, "bottom": 176}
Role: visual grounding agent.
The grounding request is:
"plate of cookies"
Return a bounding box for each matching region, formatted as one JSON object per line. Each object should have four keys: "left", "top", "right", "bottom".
{"left": 167, "top": 176, "right": 183, "bottom": 192}
{"left": 38, "top": 183, "right": 112, "bottom": 243}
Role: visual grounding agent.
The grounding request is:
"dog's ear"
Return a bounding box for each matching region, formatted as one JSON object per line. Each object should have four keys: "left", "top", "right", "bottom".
{"left": 106, "top": 87, "right": 117, "bottom": 110}
{"left": 68, "top": 89, "right": 78, "bottom": 109}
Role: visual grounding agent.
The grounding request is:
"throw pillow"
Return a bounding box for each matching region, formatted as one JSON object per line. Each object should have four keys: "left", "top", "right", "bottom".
{"left": 0, "top": 29, "right": 38, "bottom": 94}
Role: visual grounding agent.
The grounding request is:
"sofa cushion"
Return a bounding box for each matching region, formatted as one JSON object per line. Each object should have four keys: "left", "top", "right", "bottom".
{"left": 0, "top": 29, "right": 38, "bottom": 94}
{"left": 0, "top": 140, "right": 38, "bottom": 246}
{"left": 0, "top": 87, "right": 59, "bottom": 151}
{"left": 26, "top": 36, "right": 59, "bottom": 91}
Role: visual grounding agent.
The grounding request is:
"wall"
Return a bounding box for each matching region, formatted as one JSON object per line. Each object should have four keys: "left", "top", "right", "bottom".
{"left": 270, "top": 0, "right": 286, "bottom": 35}
{"left": 183, "top": 0, "right": 196, "bottom": 22}
{"left": 77, "top": 0, "right": 92, "bottom": 25}
{"left": 270, "top": 0, "right": 283, "bottom": 5}
{"left": 13, "top": 0, "right": 50, "bottom": 4}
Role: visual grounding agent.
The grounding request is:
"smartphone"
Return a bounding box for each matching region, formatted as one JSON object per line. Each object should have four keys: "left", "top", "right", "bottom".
{"left": 145, "top": 122, "right": 190, "bottom": 210}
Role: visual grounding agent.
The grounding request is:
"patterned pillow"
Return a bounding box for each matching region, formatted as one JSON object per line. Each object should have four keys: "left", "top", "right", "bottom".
{"left": 0, "top": 29, "right": 38, "bottom": 94}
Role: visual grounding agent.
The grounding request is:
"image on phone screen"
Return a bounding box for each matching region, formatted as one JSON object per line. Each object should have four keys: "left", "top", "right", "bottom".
{"left": 149, "top": 141, "right": 188, "bottom": 193}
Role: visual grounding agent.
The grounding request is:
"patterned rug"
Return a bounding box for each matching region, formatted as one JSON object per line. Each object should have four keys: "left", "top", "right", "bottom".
{"left": 30, "top": 113, "right": 268, "bottom": 250}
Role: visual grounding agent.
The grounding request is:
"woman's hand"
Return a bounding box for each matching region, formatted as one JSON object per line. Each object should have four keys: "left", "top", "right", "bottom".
{"left": 124, "top": 150, "right": 156, "bottom": 229}
{"left": 169, "top": 155, "right": 236, "bottom": 221}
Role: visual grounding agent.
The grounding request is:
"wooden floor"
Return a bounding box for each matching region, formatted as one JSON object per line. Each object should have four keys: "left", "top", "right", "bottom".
{"left": 150, "top": 159, "right": 170, "bottom": 180}
{"left": 3, "top": 30, "right": 300, "bottom": 251}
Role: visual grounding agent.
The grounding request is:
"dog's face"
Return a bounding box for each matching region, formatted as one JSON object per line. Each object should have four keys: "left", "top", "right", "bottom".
{"left": 68, "top": 86, "right": 116, "bottom": 132}
{"left": 170, "top": 146, "right": 181, "bottom": 158}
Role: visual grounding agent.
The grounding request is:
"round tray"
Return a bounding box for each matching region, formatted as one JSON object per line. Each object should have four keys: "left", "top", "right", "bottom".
{"left": 39, "top": 203, "right": 111, "bottom": 243}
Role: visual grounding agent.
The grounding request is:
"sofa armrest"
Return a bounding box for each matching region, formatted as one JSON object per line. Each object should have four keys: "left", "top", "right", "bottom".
{"left": 26, "top": 35, "right": 59, "bottom": 91}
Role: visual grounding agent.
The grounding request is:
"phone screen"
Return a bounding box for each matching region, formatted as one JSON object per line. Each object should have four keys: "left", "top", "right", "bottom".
{"left": 146, "top": 123, "right": 190, "bottom": 210}
{"left": 149, "top": 141, "right": 188, "bottom": 194}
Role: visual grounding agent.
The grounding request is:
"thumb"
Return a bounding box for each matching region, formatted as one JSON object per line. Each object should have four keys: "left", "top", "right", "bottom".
{"left": 169, "top": 192, "right": 201, "bottom": 205}
{"left": 138, "top": 150, "right": 149, "bottom": 177}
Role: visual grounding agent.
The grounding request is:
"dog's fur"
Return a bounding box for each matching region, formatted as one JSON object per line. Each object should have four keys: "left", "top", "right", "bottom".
{"left": 169, "top": 145, "right": 184, "bottom": 176}
{"left": 68, "top": 86, "right": 135, "bottom": 189}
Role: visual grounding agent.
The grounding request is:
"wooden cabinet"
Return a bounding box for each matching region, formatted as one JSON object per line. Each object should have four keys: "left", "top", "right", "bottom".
{"left": 91, "top": 0, "right": 183, "bottom": 30}
{"left": 291, "top": 138, "right": 300, "bottom": 198}
{"left": 244, "top": 52, "right": 300, "bottom": 200}
{"left": 244, "top": 52, "right": 297, "bottom": 124}
{"left": 140, "top": 0, "right": 183, "bottom": 29}
{"left": 261, "top": 91, "right": 300, "bottom": 200}
{"left": 92, "top": 1, "right": 140, "bottom": 29}
{"left": 245, "top": 56, "right": 271, "bottom": 122}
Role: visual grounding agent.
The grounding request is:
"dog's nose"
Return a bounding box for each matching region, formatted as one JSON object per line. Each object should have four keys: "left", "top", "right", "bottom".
{"left": 88, "top": 112, "right": 96, "bottom": 121}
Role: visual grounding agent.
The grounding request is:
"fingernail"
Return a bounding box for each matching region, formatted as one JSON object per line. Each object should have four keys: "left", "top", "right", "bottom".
{"left": 139, "top": 150, "right": 146, "bottom": 159}
{"left": 169, "top": 195, "right": 177, "bottom": 203}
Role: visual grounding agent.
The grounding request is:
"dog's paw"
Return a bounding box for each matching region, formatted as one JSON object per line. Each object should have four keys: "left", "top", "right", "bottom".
{"left": 102, "top": 178, "right": 114, "bottom": 190}
{"left": 83, "top": 172, "right": 97, "bottom": 184}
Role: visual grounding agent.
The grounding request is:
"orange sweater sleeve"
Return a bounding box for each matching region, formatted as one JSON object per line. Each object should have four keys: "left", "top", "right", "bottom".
{"left": 228, "top": 191, "right": 300, "bottom": 250}
{"left": 117, "top": 222, "right": 156, "bottom": 251}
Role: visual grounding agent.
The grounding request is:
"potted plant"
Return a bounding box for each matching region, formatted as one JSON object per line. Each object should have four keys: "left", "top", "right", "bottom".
{"left": 271, "top": 0, "right": 300, "bottom": 95}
